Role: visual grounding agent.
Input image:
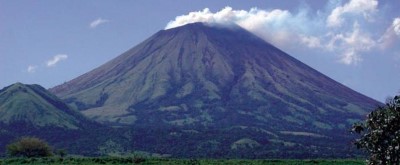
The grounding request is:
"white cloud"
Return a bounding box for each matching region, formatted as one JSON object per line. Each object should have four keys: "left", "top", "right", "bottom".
{"left": 300, "top": 35, "right": 322, "bottom": 48}
{"left": 343, "top": 23, "right": 375, "bottom": 51}
{"left": 340, "top": 49, "right": 361, "bottom": 65}
{"left": 27, "top": 65, "right": 37, "bottom": 73}
{"left": 327, "top": 0, "right": 378, "bottom": 27}
{"left": 166, "top": 7, "right": 293, "bottom": 31}
{"left": 375, "top": 17, "right": 400, "bottom": 49}
{"left": 166, "top": 7, "right": 241, "bottom": 29}
{"left": 89, "top": 18, "right": 109, "bottom": 28}
{"left": 327, "top": 22, "right": 375, "bottom": 65}
{"left": 166, "top": 7, "right": 317, "bottom": 50}
{"left": 47, "top": 54, "right": 68, "bottom": 67}
{"left": 166, "top": 4, "right": 397, "bottom": 66}
{"left": 393, "top": 17, "right": 400, "bottom": 36}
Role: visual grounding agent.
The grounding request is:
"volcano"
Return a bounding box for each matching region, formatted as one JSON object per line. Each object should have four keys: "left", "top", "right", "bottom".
{"left": 50, "top": 23, "right": 380, "bottom": 158}
{"left": 0, "top": 83, "right": 114, "bottom": 155}
{"left": 0, "top": 83, "right": 92, "bottom": 129}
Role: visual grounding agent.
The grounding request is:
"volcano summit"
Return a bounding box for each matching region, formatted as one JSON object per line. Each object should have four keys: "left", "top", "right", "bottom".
{"left": 50, "top": 23, "right": 379, "bottom": 158}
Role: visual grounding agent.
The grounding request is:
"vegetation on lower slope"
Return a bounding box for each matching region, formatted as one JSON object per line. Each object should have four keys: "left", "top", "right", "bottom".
{"left": 0, "top": 81, "right": 379, "bottom": 159}
{"left": 0, "top": 135, "right": 366, "bottom": 164}
{"left": 0, "top": 157, "right": 365, "bottom": 165}
{"left": 0, "top": 117, "right": 363, "bottom": 158}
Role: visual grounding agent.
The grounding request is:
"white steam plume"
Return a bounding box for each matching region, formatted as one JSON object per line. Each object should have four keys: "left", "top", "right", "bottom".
{"left": 166, "top": 4, "right": 398, "bottom": 66}
{"left": 165, "top": 7, "right": 315, "bottom": 52}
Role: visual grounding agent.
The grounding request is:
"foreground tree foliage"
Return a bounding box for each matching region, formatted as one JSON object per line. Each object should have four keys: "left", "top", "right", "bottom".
{"left": 353, "top": 95, "right": 400, "bottom": 164}
{"left": 6, "top": 137, "right": 53, "bottom": 158}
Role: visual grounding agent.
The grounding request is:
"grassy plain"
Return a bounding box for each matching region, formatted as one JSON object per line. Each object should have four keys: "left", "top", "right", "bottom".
{"left": 0, "top": 157, "right": 365, "bottom": 165}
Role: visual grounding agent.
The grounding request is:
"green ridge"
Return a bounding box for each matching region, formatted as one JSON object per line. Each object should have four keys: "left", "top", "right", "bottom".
{"left": 0, "top": 83, "right": 88, "bottom": 129}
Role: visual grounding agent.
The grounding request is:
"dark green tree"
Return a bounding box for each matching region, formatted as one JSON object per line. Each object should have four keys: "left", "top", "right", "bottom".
{"left": 353, "top": 95, "right": 400, "bottom": 165}
{"left": 6, "top": 137, "right": 53, "bottom": 158}
{"left": 56, "top": 149, "right": 67, "bottom": 158}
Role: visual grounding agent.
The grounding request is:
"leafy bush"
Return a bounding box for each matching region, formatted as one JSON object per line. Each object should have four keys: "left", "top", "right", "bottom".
{"left": 56, "top": 149, "right": 67, "bottom": 158}
{"left": 6, "top": 137, "right": 53, "bottom": 158}
{"left": 353, "top": 95, "right": 400, "bottom": 164}
{"left": 133, "top": 154, "right": 146, "bottom": 164}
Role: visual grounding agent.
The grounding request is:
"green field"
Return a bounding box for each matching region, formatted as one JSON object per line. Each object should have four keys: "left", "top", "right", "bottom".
{"left": 0, "top": 157, "right": 365, "bottom": 165}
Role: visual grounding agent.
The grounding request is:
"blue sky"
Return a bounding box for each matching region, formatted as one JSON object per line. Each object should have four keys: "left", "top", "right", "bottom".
{"left": 1, "top": 0, "right": 399, "bottom": 102}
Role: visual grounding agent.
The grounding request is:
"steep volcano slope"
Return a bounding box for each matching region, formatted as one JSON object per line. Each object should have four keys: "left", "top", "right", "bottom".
{"left": 51, "top": 23, "right": 378, "bottom": 126}
{"left": 51, "top": 23, "right": 380, "bottom": 158}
